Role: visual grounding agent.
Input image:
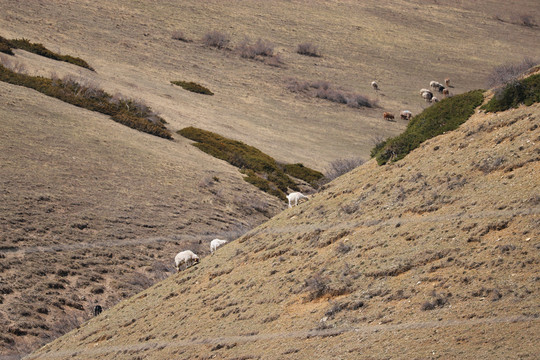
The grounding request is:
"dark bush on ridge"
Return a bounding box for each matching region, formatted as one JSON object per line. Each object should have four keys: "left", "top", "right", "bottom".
{"left": 482, "top": 73, "right": 540, "bottom": 112}
{"left": 171, "top": 80, "right": 213, "bottom": 95}
{"left": 371, "top": 90, "right": 484, "bottom": 165}
{"left": 1, "top": 37, "right": 94, "bottom": 70}
{"left": 0, "top": 64, "right": 171, "bottom": 139}
{"left": 282, "top": 163, "right": 324, "bottom": 188}
{"left": 178, "top": 127, "right": 324, "bottom": 200}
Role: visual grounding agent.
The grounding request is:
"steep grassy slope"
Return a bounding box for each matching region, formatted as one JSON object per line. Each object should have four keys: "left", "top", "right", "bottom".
{"left": 0, "top": 82, "right": 283, "bottom": 357}
{"left": 1, "top": 0, "right": 539, "bottom": 168}
{"left": 28, "top": 100, "right": 540, "bottom": 359}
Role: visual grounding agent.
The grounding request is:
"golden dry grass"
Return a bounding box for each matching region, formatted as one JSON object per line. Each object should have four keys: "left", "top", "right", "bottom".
{"left": 26, "top": 101, "right": 540, "bottom": 359}
{"left": 0, "top": 0, "right": 539, "bottom": 358}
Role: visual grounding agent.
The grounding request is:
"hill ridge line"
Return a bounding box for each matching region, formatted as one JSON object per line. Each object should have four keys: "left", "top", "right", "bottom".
{"left": 23, "top": 315, "right": 539, "bottom": 360}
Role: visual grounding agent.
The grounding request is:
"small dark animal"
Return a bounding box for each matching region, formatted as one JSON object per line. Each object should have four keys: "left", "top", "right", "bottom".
{"left": 93, "top": 305, "right": 103, "bottom": 316}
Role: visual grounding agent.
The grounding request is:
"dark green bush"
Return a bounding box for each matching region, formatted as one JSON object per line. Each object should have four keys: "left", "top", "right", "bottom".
{"left": 371, "top": 90, "right": 484, "bottom": 165}
{"left": 282, "top": 163, "right": 324, "bottom": 187}
{"left": 3, "top": 37, "right": 93, "bottom": 70}
{"left": 0, "top": 36, "right": 14, "bottom": 55}
{"left": 0, "top": 64, "right": 172, "bottom": 139}
{"left": 171, "top": 80, "right": 213, "bottom": 95}
{"left": 177, "top": 127, "right": 326, "bottom": 200}
{"left": 482, "top": 73, "right": 540, "bottom": 112}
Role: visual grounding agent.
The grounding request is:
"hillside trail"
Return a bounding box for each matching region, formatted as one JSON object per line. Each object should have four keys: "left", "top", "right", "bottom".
{"left": 22, "top": 315, "right": 538, "bottom": 359}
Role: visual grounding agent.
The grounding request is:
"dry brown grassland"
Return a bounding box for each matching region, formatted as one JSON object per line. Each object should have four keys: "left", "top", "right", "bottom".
{"left": 0, "top": 0, "right": 539, "bottom": 358}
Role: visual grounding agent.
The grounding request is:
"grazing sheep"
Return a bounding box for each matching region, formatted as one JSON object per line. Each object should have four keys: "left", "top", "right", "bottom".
{"left": 93, "top": 305, "right": 103, "bottom": 316}
{"left": 287, "top": 192, "right": 309, "bottom": 208}
{"left": 421, "top": 90, "right": 433, "bottom": 102}
{"left": 210, "top": 239, "right": 228, "bottom": 254}
{"left": 430, "top": 81, "right": 439, "bottom": 89}
{"left": 383, "top": 112, "right": 395, "bottom": 121}
{"left": 400, "top": 110, "right": 412, "bottom": 120}
{"left": 444, "top": 78, "right": 450, "bottom": 87}
{"left": 174, "top": 250, "right": 199, "bottom": 272}
{"left": 436, "top": 84, "right": 445, "bottom": 93}
{"left": 371, "top": 81, "right": 379, "bottom": 91}
{"left": 431, "top": 96, "right": 439, "bottom": 103}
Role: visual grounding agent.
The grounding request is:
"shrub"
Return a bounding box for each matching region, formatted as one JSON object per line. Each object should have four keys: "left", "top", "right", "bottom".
{"left": 282, "top": 163, "right": 324, "bottom": 188}
{"left": 171, "top": 30, "right": 191, "bottom": 42}
{"left": 287, "top": 78, "right": 376, "bottom": 108}
{"left": 0, "top": 64, "right": 172, "bottom": 139}
{"left": 0, "top": 36, "right": 14, "bottom": 55}
{"left": 5, "top": 37, "right": 93, "bottom": 70}
{"left": 177, "top": 127, "right": 326, "bottom": 201}
{"left": 237, "top": 38, "right": 274, "bottom": 59}
{"left": 171, "top": 80, "right": 213, "bottom": 95}
{"left": 203, "top": 31, "right": 230, "bottom": 49}
{"left": 325, "top": 157, "right": 365, "bottom": 180}
{"left": 518, "top": 14, "right": 537, "bottom": 27}
{"left": 485, "top": 58, "right": 538, "bottom": 88}
{"left": 371, "top": 89, "right": 484, "bottom": 165}
{"left": 482, "top": 73, "right": 540, "bottom": 112}
{"left": 296, "top": 43, "right": 321, "bottom": 57}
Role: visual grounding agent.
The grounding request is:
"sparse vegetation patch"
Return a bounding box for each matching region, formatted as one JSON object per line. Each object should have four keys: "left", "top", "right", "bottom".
{"left": 203, "top": 31, "right": 230, "bottom": 49}
{"left": 171, "top": 80, "right": 213, "bottom": 95}
{"left": 0, "top": 63, "right": 172, "bottom": 139}
{"left": 0, "top": 36, "right": 93, "bottom": 70}
{"left": 482, "top": 73, "right": 540, "bottom": 112}
{"left": 287, "top": 78, "right": 376, "bottom": 108}
{"left": 371, "top": 89, "right": 484, "bottom": 165}
{"left": 296, "top": 42, "right": 321, "bottom": 57}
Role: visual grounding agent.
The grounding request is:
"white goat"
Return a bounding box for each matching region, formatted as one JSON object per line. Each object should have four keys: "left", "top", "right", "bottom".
{"left": 287, "top": 192, "right": 309, "bottom": 208}
{"left": 210, "top": 239, "right": 228, "bottom": 254}
{"left": 174, "top": 250, "right": 199, "bottom": 272}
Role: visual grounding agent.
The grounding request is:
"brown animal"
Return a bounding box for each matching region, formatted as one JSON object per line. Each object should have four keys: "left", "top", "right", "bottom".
{"left": 383, "top": 112, "right": 395, "bottom": 121}
{"left": 445, "top": 78, "right": 450, "bottom": 87}
{"left": 442, "top": 88, "right": 450, "bottom": 97}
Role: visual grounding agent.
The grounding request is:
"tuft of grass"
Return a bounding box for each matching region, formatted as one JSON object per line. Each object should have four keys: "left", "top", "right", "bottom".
{"left": 177, "top": 127, "right": 322, "bottom": 200}
{"left": 482, "top": 73, "right": 540, "bottom": 112}
{"left": 0, "top": 63, "right": 172, "bottom": 139}
{"left": 1, "top": 36, "right": 93, "bottom": 70}
{"left": 171, "top": 80, "right": 213, "bottom": 95}
{"left": 371, "top": 89, "right": 484, "bottom": 165}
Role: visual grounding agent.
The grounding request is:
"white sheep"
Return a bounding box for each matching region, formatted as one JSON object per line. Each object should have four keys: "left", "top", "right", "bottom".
{"left": 210, "top": 239, "right": 228, "bottom": 254}
{"left": 371, "top": 81, "right": 379, "bottom": 91}
{"left": 421, "top": 90, "right": 433, "bottom": 102}
{"left": 431, "top": 96, "right": 439, "bottom": 103}
{"left": 174, "top": 250, "right": 199, "bottom": 272}
{"left": 287, "top": 192, "right": 309, "bottom": 208}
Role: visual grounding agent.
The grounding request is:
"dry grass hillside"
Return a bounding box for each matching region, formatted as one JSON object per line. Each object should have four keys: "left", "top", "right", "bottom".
{"left": 0, "top": 81, "right": 283, "bottom": 358}
{"left": 27, "top": 98, "right": 540, "bottom": 359}
{"left": 1, "top": 0, "right": 539, "bottom": 359}
{"left": 1, "top": 0, "right": 539, "bottom": 168}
